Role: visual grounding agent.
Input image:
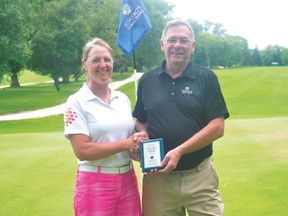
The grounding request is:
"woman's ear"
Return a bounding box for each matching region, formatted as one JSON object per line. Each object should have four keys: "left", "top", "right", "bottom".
{"left": 82, "top": 61, "right": 87, "bottom": 71}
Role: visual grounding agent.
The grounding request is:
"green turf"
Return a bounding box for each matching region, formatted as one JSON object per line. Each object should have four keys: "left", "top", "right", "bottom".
{"left": 0, "top": 67, "right": 287, "bottom": 215}
{"left": 0, "top": 70, "right": 133, "bottom": 115}
{"left": 0, "top": 132, "right": 76, "bottom": 216}
{"left": 0, "top": 70, "right": 51, "bottom": 86}
{"left": 1, "top": 118, "right": 287, "bottom": 215}
{"left": 216, "top": 66, "right": 288, "bottom": 119}
{"left": 214, "top": 117, "right": 288, "bottom": 215}
{"left": 0, "top": 115, "right": 63, "bottom": 134}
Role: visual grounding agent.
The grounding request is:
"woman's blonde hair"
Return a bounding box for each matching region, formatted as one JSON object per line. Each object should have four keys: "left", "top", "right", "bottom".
{"left": 82, "top": 38, "right": 113, "bottom": 63}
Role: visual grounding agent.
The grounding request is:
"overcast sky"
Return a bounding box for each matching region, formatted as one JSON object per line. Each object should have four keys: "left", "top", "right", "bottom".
{"left": 166, "top": 0, "right": 288, "bottom": 50}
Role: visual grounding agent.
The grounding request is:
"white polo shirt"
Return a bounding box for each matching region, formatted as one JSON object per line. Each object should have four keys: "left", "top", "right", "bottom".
{"left": 64, "top": 83, "right": 134, "bottom": 167}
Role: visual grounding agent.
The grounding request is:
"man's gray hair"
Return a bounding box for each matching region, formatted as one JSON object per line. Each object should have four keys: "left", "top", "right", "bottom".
{"left": 161, "top": 19, "right": 195, "bottom": 41}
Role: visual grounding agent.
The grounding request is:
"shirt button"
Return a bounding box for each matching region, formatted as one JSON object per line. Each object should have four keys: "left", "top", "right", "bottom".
{"left": 172, "top": 82, "right": 175, "bottom": 85}
{"left": 171, "top": 92, "right": 175, "bottom": 95}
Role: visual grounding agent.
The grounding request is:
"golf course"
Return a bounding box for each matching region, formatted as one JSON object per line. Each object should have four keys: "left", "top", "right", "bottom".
{"left": 0, "top": 66, "right": 287, "bottom": 215}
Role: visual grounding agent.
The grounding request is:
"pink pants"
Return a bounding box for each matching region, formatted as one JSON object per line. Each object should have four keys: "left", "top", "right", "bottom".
{"left": 74, "top": 168, "right": 141, "bottom": 216}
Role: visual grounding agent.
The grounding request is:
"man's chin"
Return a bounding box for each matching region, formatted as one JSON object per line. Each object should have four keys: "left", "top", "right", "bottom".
{"left": 170, "top": 57, "right": 184, "bottom": 63}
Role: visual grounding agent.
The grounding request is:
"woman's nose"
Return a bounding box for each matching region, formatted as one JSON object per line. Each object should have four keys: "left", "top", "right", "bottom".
{"left": 98, "top": 60, "right": 106, "bottom": 67}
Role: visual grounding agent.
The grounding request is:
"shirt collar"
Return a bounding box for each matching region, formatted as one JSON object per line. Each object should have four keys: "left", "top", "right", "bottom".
{"left": 81, "top": 83, "right": 118, "bottom": 102}
{"left": 80, "top": 83, "right": 95, "bottom": 101}
{"left": 159, "top": 60, "right": 196, "bottom": 80}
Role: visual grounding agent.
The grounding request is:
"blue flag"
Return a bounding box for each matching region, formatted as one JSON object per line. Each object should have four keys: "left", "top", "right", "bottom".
{"left": 117, "top": 0, "right": 152, "bottom": 56}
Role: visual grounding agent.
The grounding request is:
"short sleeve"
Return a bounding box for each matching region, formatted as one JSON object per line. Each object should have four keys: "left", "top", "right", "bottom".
{"left": 204, "top": 73, "right": 229, "bottom": 122}
{"left": 64, "top": 96, "right": 89, "bottom": 139}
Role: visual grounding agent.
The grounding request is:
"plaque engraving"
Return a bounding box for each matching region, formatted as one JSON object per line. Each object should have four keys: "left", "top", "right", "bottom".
{"left": 140, "top": 138, "right": 164, "bottom": 172}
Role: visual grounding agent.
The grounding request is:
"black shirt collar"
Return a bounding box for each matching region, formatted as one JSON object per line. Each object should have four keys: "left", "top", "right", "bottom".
{"left": 159, "top": 60, "right": 196, "bottom": 80}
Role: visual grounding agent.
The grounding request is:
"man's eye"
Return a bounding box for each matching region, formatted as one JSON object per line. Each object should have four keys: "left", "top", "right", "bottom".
{"left": 166, "top": 38, "right": 190, "bottom": 44}
{"left": 180, "top": 39, "right": 189, "bottom": 44}
{"left": 167, "top": 39, "right": 176, "bottom": 44}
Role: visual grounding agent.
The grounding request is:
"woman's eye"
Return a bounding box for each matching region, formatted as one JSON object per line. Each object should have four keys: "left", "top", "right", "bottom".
{"left": 104, "top": 58, "right": 112, "bottom": 62}
{"left": 92, "top": 58, "right": 112, "bottom": 63}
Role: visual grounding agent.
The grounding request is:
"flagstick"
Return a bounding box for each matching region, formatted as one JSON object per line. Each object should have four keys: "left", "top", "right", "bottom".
{"left": 116, "top": 0, "right": 152, "bottom": 204}
{"left": 133, "top": 51, "right": 138, "bottom": 100}
{"left": 132, "top": 50, "right": 144, "bottom": 190}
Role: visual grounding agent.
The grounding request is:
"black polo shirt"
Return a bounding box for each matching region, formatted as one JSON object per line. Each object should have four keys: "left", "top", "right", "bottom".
{"left": 133, "top": 60, "right": 229, "bottom": 170}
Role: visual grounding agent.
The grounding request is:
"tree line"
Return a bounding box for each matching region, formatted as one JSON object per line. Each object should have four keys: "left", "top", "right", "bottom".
{"left": 1, "top": 0, "right": 288, "bottom": 89}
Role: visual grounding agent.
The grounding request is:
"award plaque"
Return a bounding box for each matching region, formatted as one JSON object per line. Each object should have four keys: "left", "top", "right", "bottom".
{"left": 140, "top": 138, "right": 164, "bottom": 172}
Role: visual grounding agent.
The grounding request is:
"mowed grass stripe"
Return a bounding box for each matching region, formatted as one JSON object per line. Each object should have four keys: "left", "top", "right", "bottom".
{"left": 0, "top": 67, "right": 287, "bottom": 215}
{"left": 0, "top": 132, "right": 75, "bottom": 216}
{"left": 0, "top": 117, "right": 287, "bottom": 215}
{"left": 217, "top": 66, "right": 288, "bottom": 118}
{"left": 214, "top": 117, "right": 288, "bottom": 215}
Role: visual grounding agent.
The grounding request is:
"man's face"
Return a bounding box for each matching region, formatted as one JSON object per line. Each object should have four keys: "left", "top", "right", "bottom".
{"left": 160, "top": 25, "right": 195, "bottom": 67}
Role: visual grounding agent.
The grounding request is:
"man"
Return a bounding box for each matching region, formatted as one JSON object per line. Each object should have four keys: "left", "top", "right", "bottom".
{"left": 133, "top": 19, "right": 230, "bottom": 216}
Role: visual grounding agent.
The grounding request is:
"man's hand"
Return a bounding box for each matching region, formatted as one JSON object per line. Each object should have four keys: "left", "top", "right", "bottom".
{"left": 157, "top": 148, "right": 182, "bottom": 173}
{"left": 143, "top": 148, "right": 183, "bottom": 174}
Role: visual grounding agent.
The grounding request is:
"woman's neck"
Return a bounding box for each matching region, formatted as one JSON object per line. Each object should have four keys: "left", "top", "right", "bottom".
{"left": 87, "top": 83, "right": 111, "bottom": 104}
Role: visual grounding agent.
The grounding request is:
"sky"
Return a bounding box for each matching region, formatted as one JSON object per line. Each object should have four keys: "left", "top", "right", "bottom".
{"left": 166, "top": 0, "right": 288, "bottom": 50}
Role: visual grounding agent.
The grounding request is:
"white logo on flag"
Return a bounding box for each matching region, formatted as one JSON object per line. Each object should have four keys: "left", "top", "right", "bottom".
{"left": 124, "top": 5, "right": 144, "bottom": 30}
{"left": 122, "top": 3, "right": 132, "bottom": 15}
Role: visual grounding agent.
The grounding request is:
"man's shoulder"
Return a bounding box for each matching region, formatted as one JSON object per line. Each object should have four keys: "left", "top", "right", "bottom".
{"left": 192, "top": 63, "right": 213, "bottom": 73}
{"left": 191, "top": 63, "right": 217, "bottom": 78}
{"left": 141, "top": 67, "right": 161, "bottom": 80}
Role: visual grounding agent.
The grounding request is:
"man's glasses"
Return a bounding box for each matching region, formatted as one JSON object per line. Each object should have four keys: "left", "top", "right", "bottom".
{"left": 166, "top": 38, "right": 192, "bottom": 45}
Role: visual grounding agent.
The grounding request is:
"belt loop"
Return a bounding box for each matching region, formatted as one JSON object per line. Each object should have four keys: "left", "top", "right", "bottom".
{"left": 97, "top": 166, "right": 101, "bottom": 173}
{"left": 197, "top": 163, "right": 201, "bottom": 172}
{"left": 197, "top": 156, "right": 211, "bottom": 172}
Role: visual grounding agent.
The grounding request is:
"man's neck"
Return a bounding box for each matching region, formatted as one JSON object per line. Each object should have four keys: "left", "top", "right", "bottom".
{"left": 165, "top": 62, "right": 188, "bottom": 79}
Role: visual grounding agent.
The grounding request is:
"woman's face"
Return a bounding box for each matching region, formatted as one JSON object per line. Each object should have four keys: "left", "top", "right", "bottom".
{"left": 83, "top": 45, "right": 113, "bottom": 85}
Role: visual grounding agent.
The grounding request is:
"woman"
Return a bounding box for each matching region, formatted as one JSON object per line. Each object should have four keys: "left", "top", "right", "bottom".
{"left": 64, "top": 38, "right": 144, "bottom": 216}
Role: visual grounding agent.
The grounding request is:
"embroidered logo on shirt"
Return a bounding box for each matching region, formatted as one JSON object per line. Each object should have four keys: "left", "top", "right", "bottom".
{"left": 65, "top": 107, "right": 78, "bottom": 126}
{"left": 181, "top": 86, "right": 193, "bottom": 94}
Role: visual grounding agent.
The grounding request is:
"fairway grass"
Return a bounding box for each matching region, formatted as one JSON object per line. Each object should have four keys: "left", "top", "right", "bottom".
{"left": 217, "top": 66, "right": 288, "bottom": 119}
{"left": 0, "top": 132, "right": 75, "bottom": 216}
{"left": 214, "top": 117, "right": 288, "bottom": 216}
{"left": 1, "top": 67, "right": 288, "bottom": 215}
{"left": 0, "top": 117, "right": 287, "bottom": 215}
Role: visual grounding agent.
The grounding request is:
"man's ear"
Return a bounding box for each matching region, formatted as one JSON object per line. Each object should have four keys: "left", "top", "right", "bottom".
{"left": 160, "top": 40, "right": 164, "bottom": 52}
{"left": 191, "top": 41, "right": 196, "bottom": 53}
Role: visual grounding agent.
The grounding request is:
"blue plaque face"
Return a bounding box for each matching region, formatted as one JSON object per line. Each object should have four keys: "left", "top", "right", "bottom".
{"left": 140, "top": 138, "right": 164, "bottom": 172}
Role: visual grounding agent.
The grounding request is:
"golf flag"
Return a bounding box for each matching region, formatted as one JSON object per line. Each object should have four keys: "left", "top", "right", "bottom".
{"left": 117, "top": 0, "right": 152, "bottom": 56}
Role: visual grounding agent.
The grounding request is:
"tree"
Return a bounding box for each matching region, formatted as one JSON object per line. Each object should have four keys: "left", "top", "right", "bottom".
{"left": 87, "top": 0, "right": 121, "bottom": 50}
{"left": 134, "top": 0, "right": 173, "bottom": 71}
{"left": 188, "top": 19, "right": 204, "bottom": 37}
{"left": 226, "top": 35, "right": 250, "bottom": 67}
{"left": 212, "top": 23, "right": 226, "bottom": 36}
{"left": 112, "top": 0, "right": 173, "bottom": 72}
{"left": 251, "top": 48, "right": 262, "bottom": 66}
{"left": 30, "top": 0, "right": 89, "bottom": 90}
{"left": 203, "top": 20, "right": 214, "bottom": 33}
{"left": 261, "top": 45, "right": 282, "bottom": 66}
{"left": 0, "top": 0, "right": 34, "bottom": 87}
{"left": 280, "top": 47, "right": 288, "bottom": 65}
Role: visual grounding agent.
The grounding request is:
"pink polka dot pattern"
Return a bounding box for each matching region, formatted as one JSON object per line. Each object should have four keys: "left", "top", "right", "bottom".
{"left": 65, "top": 107, "right": 78, "bottom": 126}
